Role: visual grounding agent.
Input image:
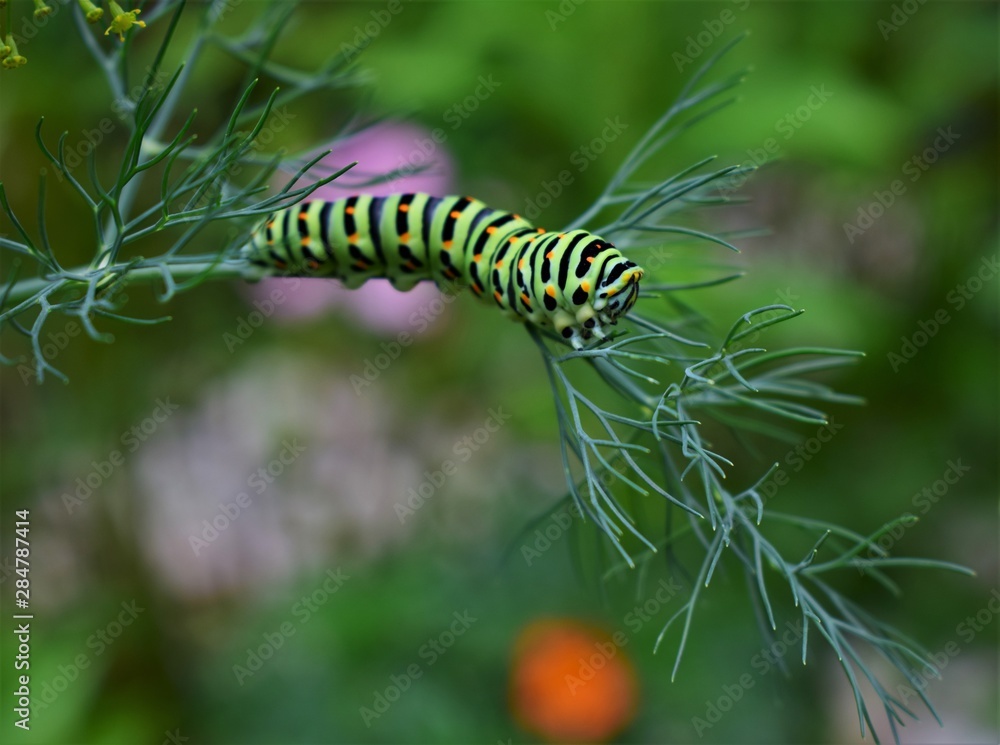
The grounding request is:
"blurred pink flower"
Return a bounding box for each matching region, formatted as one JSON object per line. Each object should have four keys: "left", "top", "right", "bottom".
{"left": 247, "top": 121, "right": 455, "bottom": 333}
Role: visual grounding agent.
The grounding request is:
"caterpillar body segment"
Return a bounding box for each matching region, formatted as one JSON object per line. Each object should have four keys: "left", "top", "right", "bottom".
{"left": 245, "top": 193, "right": 643, "bottom": 348}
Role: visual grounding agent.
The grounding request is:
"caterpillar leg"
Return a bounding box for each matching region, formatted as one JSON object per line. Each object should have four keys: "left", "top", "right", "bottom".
{"left": 553, "top": 316, "right": 598, "bottom": 349}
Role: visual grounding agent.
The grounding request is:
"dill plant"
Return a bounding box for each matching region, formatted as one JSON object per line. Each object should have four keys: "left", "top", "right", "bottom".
{"left": 521, "top": 38, "right": 972, "bottom": 743}
{"left": 0, "top": 2, "right": 972, "bottom": 742}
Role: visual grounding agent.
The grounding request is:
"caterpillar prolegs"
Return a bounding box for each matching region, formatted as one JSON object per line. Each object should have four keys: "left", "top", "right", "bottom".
{"left": 243, "top": 193, "right": 643, "bottom": 348}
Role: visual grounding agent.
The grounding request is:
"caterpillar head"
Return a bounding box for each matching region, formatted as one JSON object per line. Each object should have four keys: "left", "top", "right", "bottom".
{"left": 595, "top": 258, "right": 643, "bottom": 324}
{"left": 560, "top": 256, "right": 643, "bottom": 348}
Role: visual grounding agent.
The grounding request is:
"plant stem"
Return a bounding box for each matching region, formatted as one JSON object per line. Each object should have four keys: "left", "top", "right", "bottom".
{"left": 3, "top": 259, "right": 248, "bottom": 307}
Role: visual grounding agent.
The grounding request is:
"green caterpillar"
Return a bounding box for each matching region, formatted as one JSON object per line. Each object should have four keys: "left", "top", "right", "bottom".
{"left": 244, "top": 193, "right": 643, "bottom": 347}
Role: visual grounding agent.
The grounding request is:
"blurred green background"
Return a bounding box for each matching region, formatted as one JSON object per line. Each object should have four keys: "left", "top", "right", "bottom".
{"left": 1, "top": 1, "right": 997, "bottom": 743}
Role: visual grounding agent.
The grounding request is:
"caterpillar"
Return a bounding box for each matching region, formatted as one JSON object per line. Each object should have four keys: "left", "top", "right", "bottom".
{"left": 243, "top": 193, "right": 643, "bottom": 348}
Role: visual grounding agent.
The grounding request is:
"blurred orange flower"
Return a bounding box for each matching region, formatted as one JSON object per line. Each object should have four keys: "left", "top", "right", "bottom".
{"left": 510, "top": 618, "right": 638, "bottom": 743}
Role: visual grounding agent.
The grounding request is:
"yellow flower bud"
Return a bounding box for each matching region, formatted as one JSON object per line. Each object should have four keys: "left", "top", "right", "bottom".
{"left": 2, "top": 35, "right": 26, "bottom": 69}
{"left": 105, "top": 2, "right": 146, "bottom": 42}
{"left": 77, "top": 0, "right": 104, "bottom": 23}
{"left": 33, "top": 0, "right": 54, "bottom": 19}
